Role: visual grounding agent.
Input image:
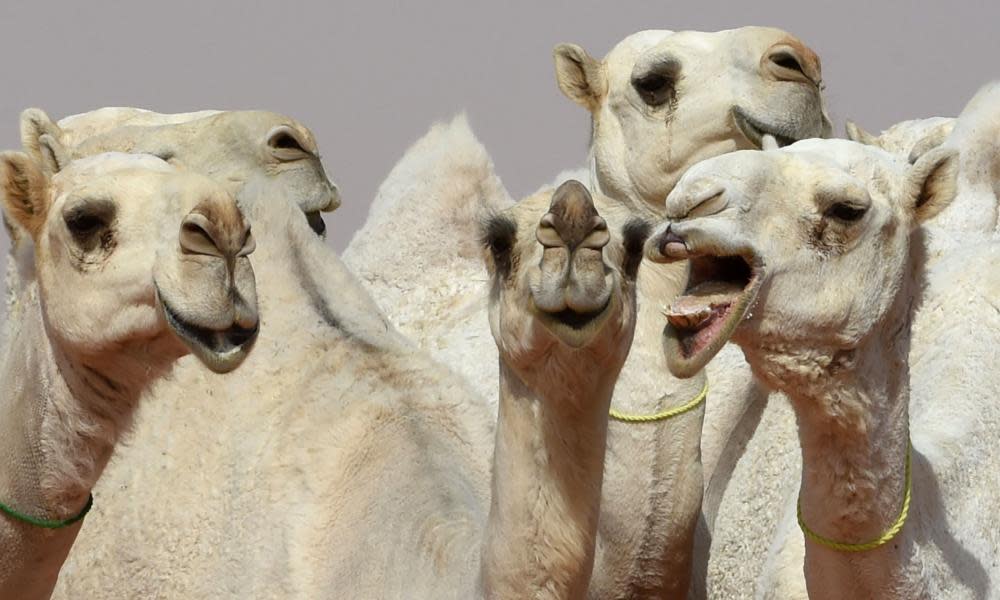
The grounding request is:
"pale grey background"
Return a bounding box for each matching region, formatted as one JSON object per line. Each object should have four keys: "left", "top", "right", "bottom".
{"left": 1, "top": 0, "right": 998, "bottom": 307}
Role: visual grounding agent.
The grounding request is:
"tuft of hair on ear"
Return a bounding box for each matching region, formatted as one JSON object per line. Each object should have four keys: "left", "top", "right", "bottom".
{"left": 20, "top": 108, "right": 65, "bottom": 171}
{"left": 479, "top": 212, "right": 518, "bottom": 279}
{"left": 908, "top": 146, "right": 959, "bottom": 224}
{"left": 907, "top": 121, "right": 956, "bottom": 165}
{"left": 0, "top": 151, "right": 49, "bottom": 237}
{"left": 553, "top": 43, "right": 606, "bottom": 113}
{"left": 845, "top": 120, "right": 879, "bottom": 146}
{"left": 621, "top": 218, "right": 652, "bottom": 279}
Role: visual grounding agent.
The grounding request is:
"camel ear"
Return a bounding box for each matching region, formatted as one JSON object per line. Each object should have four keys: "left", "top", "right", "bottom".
{"left": 908, "top": 146, "right": 959, "bottom": 224}
{"left": 20, "top": 108, "right": 68, "bottom": 175}
{"left": 554, "top": 43, "right": 606, "bottom": 112}
{"left": 907, "top": 121, "right": 956, "bottom": 164}
{"left": 845, "top": 120, "right": 878, "bottom": 146}
{"left": 0, "top": 151, "right": 50, "bottom": 237}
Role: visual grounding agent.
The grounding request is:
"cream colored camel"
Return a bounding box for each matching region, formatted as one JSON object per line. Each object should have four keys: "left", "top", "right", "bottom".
{"left": 17, "top": 107, "right": 339, "bottom": 231}
{"left": 647, "top": 138, "right": 999, "bottom": 598}
{"left": 0, "top": 152, "right": 258, "bottom": 599}
{"left": 481, "top": 180, "right": 648, "bottom": 597}
{"left": 554, "top": 26, "right": 831, "bottom": 215}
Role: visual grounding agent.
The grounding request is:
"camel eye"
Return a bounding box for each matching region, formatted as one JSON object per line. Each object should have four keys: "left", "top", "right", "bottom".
{"left": 825, "top": 202, "right": 867, "bottom": 223}
{"left": 64, "top": 200, "right": 115, "bottom": 240}
{"left": 632, "top": 72, "right": 677, "bottom": 106}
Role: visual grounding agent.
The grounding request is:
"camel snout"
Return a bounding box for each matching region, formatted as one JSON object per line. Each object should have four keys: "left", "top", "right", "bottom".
{"left": 536, "top": 180, "right": 610, "bottom": 251}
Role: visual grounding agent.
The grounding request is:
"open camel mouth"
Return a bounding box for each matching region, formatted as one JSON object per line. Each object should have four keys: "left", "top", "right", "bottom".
{"left": 157, "top": 291, "right": 259, "bottom": 374}
{"left": 662, "top": 253, "right": 763, "bottom": 377}
{"left": 732, "top": 107, "right": 799, "bottom": 149}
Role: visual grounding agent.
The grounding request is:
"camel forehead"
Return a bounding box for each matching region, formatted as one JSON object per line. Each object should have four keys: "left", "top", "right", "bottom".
{"left": 64, "top": 108, "right": 317, "bottom": 149}
{"left": 52, "top": 152, "right": 175, "bottom": 195}
{"left": 783, "top": 139, "right": 905, "bottom": 180}
{"left": 608, "top": 26, "right": 804, "bottom": 65}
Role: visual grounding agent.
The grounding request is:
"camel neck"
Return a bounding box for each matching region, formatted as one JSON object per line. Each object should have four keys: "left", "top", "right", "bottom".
{"left": 480, "top": 359, "right": 615, "bottom": 598}
{"left": 753, "top": 327, "right": 919, "bottom": 598}
{"left": 0, "top": 287, "right": 145, "bottom": 519}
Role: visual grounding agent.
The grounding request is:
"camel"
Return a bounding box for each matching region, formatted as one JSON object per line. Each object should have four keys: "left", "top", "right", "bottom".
{"left": 343, "top": 27, "right": 830, "bottom": 596}
{"left": 12, "top": 107, "right": 339, "bottom": 242}
{"left": 646, "top": 138, "right": 999, "bottom": 598}
{"left": 696, "top": 81, "right": 1000, "bottom": 599}
{"left": 0, "top": 151, "right": 259, "bottom": 599}
{"left": 481, "top": 180, "right": 649, "bottom": 597}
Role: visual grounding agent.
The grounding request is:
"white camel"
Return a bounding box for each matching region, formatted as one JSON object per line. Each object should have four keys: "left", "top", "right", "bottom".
{"left": 646, "top": 138, "right": 999, "bottom": 598}
{"left": 343, "top": 27, "right": 830, "bottom": 597}
{"left": 702, "top": 82, "right": 1000, "bottom": 598}
{"left": 0, "top": 151, "right": 258, "bottom": 599}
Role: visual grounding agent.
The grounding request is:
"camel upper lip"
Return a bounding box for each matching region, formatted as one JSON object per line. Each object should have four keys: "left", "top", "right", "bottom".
{"left": 156, "top": 285, "right": 258, "bottom": 373}
{"left": 732, "top": 106, "right": 800, "bottom": 149}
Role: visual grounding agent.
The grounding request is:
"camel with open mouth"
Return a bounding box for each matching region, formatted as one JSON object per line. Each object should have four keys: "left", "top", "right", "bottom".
{"left": 647, "top": 138, "right": 999, "bottom": 598}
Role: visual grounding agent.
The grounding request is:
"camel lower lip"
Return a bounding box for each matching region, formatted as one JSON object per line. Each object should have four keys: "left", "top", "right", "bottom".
{"left": 156, "top": 287, "right": 258, "bottom": 372}
{"left": 733, "top": 107, "right": 797, "bottom": 148}
{"left": 662, "top": 255, "right": 762, "bottom": 378}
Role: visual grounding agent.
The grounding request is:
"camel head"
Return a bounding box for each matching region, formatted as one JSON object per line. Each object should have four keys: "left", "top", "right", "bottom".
{"left": 0, "top": 151, "right": 259, "bottom": 375}
{"left": 482, "top": 180, "right": 649, "bottom": 385}
{"left": 554, "top": 26, "right": 831, "bottom": 214}
{"left": 645, "top": 139, "right": 958, "bottom": 379}
{"left": 19, "top": 108, "right": 339, "bottom": 237}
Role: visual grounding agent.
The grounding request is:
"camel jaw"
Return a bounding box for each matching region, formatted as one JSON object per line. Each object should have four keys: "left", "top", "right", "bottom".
{"left": 661, "top": 254, "right": 764, "bottom": 378}
{"left": 156, "top": 286, "right": 259, "bottom": 374}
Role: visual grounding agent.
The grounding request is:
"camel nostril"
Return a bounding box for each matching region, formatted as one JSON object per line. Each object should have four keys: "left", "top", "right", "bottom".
{"left": 179, "top": 213, "right": 225, "bottom": 258}
{"left": 770, "top": 51, "right": 804, "bottom": 75}
{"left": 765, "top": 44, "right": 821, "bottom": 85}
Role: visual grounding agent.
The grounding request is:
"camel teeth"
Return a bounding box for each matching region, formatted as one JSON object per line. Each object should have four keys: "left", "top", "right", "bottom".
{"left": 664, "top": 306, "right": 712, "bottom": 330}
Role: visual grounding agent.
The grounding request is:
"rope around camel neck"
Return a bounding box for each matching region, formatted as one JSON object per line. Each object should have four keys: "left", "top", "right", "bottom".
{"left": 797, "top": 439, "right": 912, "bottom": 552}
{"left": 609, "top": 379, "right": 708, "bottom": 423}
{"left": 0, "top": 493, "right": 93, "bottom": 529}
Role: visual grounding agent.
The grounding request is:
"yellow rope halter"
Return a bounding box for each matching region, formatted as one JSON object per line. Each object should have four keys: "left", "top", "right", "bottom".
{"left": 609, "top": 379, "right": 708, "bottom": 423}
{"left": 797, "top": 439, "right": 912, "bottom": 552}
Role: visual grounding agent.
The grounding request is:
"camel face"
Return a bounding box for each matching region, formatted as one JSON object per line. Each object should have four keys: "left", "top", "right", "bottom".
{"left": 0, "top": 151, "right": 259, "bottom": 373}
{"left": 555, "top": 26, "right": 831, "bottom": 212}
{"left": 645, "top": 139, "right": 958, "bottom": 376}
{"left": 21, "top": 109, "right": 340, "bottom": 236}
{"left": 483, "top": 180, "right": 649, "bottom": 375}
